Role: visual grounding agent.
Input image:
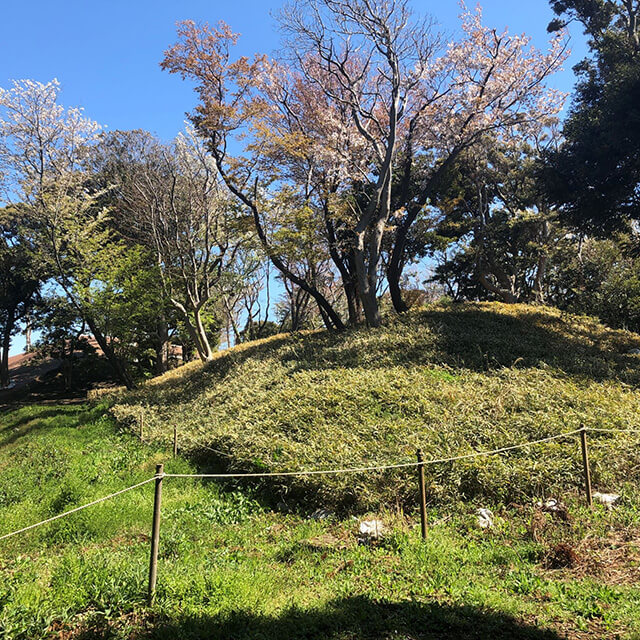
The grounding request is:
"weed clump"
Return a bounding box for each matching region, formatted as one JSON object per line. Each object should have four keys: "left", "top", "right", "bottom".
{"left": 543, "top": 542, "right": 579, "bottom": 569}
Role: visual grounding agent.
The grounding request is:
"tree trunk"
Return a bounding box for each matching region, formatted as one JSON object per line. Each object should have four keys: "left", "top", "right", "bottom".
{"left": 387, "top": 231, "right": 410, "bottom": 313}
{"left": 24, "top": 315, "right": 32, "bottom": 351}
{"left": 388, "top": 151, "right": 464, "bottom": 314}
{"left": 193, "top": 306, "right": 214, "bottom": 361}
{"left": 476, "top": 270, "right": 518, "bottom": 303}
{"left": 184, "top": 313, "right": 208, "bottom": 362}
{"left": 62, "top": 359, "right": 73, "bottom": 390}
{"left": 533, "top": 219, "right": 550, "bottom": 304}
{"left": 85, "top": 317, "right": 135, "bottom": 390}
{"left": 533, "top": 254, "right": 547, "bottom": 304}
{"left": 323, "top": 202, "right": 362, "bottom": 326}
{"left": 0, "top": 315, "right": 14, "bottom": 388}
{"left": 171, "top": 299, "right": 213, "bottom": 363}
{"left": 154, "top": 316, "right": 170, "bottom": 375}
{"left": 287, "top": 285, "right": 311, "bottom": 331}
{"left": 354, "top": 216, "right": 386, "bottom": 328}
{"left": 344, "top": 277, "right": 362, "bottom": 326}
{"left": 212, "top": 157, "right": 345, "bottom": 332}
{"left": 354, "top": 246, "right": 378, "bottom": 327}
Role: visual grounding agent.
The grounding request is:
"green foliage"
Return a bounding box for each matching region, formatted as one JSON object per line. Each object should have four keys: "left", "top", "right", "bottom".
{"left": 87, "top": 245, "right": 171, "bottom": 377}
{"left": 239, "top": 319, "right": 281, "bottom": 342}
{"left": 31, "top": 295, "right": 101, "bottom": 390}
{"left": 547, "top": 235, "right": 640, "bottom": 332}
{"left": 427, "top": 140, "right": 556, "bottom": 304}
{"left": 544, "top": 0, "right": 640, "bottom": 229}
{"left": 0, "top": 216, "right": 43, "bottom": 385}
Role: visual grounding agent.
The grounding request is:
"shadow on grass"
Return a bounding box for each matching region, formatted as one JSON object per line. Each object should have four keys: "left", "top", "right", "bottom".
{"left": 0, "top": 404, "right": 97, "bottom": 447}
{"left": 78, "top": 595, "right": 565, "bottom": 639}
{"left": 417, "top": 305, "right": 639, "bottom": 381}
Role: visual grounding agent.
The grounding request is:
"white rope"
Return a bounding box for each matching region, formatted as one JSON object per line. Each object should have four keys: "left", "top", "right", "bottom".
{"left": 166, "top": 460, "right": 421, "bottom": 478}
{"left": 164, "top": 428, "right": 583, "bottom": 479}
{"left": 415, "top": 428, "right": 584, "bottom": 465}
{"left": 0, "top": 477, "right": 156, "bottom": 543}
{"left": 587, "top": 427, "right": 640, "bottom": 435}
{"left": 0, "top": 427, "right": 587, "bottom": 542}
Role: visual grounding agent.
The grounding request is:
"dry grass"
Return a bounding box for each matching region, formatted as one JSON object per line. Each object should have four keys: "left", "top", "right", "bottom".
{"left": 103, "top": 302, "right": 640, "bottom": 510}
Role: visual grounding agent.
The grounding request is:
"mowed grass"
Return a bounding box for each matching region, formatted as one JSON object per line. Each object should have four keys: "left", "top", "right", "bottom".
{"left": 108, "top": 302, "right": 640, "bottom": 510}
{"left": 2, "top": 405, "right": 640, "bottom": 638}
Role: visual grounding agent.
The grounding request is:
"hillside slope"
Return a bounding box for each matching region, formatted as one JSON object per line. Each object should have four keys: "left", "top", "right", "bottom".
{"left": 108, "top": 302, "right": 640, "bottom": 509}
{"left": 3, "top": 404, "right": 640, "bottom": 639}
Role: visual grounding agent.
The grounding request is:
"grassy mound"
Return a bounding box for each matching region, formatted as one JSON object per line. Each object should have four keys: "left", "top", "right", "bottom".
{"left": 108, "top": 302, "right": 640, "bottom": 510}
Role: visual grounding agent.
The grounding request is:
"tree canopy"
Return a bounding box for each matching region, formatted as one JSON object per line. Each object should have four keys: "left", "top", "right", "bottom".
{"left": 544, "top": 0, "right": 640, "bottom": 230}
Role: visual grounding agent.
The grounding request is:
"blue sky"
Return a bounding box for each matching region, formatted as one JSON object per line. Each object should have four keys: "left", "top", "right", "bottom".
{"left": 2, "top": 0, "right": 588, "bottom": 355}
{"left": 1, "top": 0, "right": 588, "bottom": 142}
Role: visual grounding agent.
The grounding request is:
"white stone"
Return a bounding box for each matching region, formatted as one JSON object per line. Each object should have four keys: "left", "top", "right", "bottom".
{"left": 476, "top": 508, "right": 494, "bottom": 529}
{"left": 593, "top": 492, "right": 620, "bottom": 509}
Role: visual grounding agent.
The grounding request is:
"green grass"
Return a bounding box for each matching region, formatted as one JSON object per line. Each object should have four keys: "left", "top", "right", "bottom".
{"left": 108, "top": 302, "right": 640, "bottom": 510}
{"left": 3, "top": 303, "right": 640, "bottom": 638}
{"left": 1, "top": 405, "right": 640, "bottom": 638}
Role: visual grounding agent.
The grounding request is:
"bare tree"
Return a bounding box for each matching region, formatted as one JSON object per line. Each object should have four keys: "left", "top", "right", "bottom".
{"left": 220, "top": 250, "right": 272, "bottom": 345}
{"left": 97, "top": 128, "right": 251, "bottom": 362}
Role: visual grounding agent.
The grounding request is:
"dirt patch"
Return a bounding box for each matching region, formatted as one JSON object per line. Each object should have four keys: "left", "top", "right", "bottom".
{"left": 542, "top": 543, "right": 579, "bottom": 569}
{"left": 50, "top": 609, "right": 155, "bottom": 639}
{"left": 542, "top": 529, "right": 640, "bottom": 585}
{"left": 573, "top": 529, "right": 640, "bottom": 585}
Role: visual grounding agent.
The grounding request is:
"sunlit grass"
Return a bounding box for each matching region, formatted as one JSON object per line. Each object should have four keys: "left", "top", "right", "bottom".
{"left": 108, "top": 302, "right": 640, "bottom": 510}
{"left": 1, "top": 405, "right": 640, "bottom": 638}
{"left": 3, "top": 303, "right": 640, "bottom": 637}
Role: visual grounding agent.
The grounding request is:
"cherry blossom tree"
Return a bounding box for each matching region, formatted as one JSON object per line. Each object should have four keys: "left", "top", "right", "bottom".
{"left": 0, "top": 79, "right": 136, "bottom": 388}
{"left": 385, "top": 6, "right": 568, "bottom": 313}
{"left": 162, "top": 1, "right": 568, "bottom": 327}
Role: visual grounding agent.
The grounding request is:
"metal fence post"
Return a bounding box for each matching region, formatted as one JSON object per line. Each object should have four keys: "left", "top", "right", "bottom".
{"left": 148, "top": 463, "right": 164, "bottom": 604}
{"left": 416, "top": 449, "right": 427, "bottom": 539}
{"left": 579, "top": 426, "right": 593, "bottom": 507}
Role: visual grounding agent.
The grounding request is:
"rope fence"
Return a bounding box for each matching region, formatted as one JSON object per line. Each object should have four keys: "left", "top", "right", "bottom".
{"left": 583, "top": 427, "right": 640, "bottom": 435}
{"left": 0, "top": 424, "right": 632, "bottom": 603}
{"left": 164, "top": 428, "right": 584, "bottom": 478}
{"left": 0, "top": 477, "right": 156, "bottom": 543}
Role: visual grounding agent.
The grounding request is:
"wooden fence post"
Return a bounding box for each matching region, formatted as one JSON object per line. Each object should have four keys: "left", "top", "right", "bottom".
{"left": 148, "top": 463, "right": 164, "bottom": 604}
{"left": 416, "top": 449, "right": 427, "bottom": 539}
{"left": 579, "top": 426, "right": 593, "bottom": 507}
{"left": 173, "top": 427, "right": 178, "bottom": 458}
